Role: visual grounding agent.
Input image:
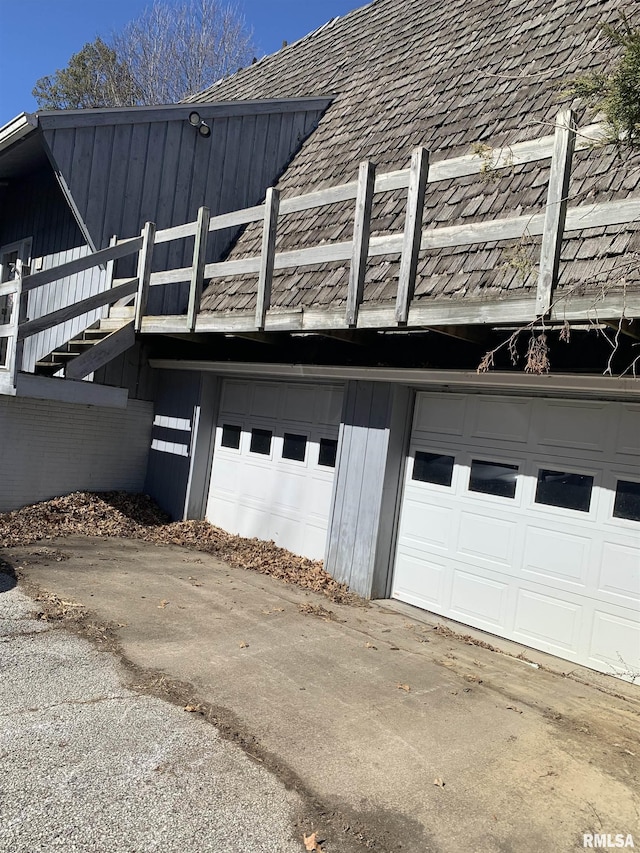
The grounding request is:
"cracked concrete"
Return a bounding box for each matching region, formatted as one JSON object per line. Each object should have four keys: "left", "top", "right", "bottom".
{"left": 3, "top": 537, "right": 640, "bottom": 852}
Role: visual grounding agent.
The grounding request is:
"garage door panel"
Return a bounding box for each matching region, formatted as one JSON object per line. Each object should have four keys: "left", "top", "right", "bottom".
{"left": 616, "top": 405, "right": 640, "bottom": 458}
{"left": 252, "top": 383, "right": 279, "bottom": 418}
{"left": 449, "top": 568, "right": 509, "bottom": 628}
{"left": 598, "top": 541, "right": 640, "bottom": 604}
{"left": 393, "top": 552, "right": 448, "bottom": 610}
{"left": 240, "top": 462, "right": 274, "bottom": 502}
{"left": 270, "top": 468, "right": 307, "bottom": 510}
{"left": 513, "top": 588, "right": 582, "bottom": 655}
{"left": 589, "top": 610, "right": 640, "bottom": 676}
{"left": 303, "top": 519, "right": 337, "bottom": 563}
{"left": 305, "top": 475, "right": 336, "bottom": 516}
{"left": 522, "top": 526, "right": 591, "bottom": 588}
{"left": 471, "top": 396, "right": 532, "bottom": 444}
{"left": 399, "top": 497, "right": 454, "bottom": 550}
{"left": 456, "top": 512, "right": 517, "bottom": 568}
{"left": 208, "top": 455, "right": 242, "bottom": 496}
{"left": 314, "top": 387, "right": 344, "bottom": 425}
{"left": 533, "top": 400, "right": 609, "bottom": 454}
{"left": 282, "top": 386, "right": 316, "bottom": 421}
{"left": 393, "top": 392, "right": 640, "bottom": 680}
{"left": 413, "top": 393, "right": 467, "bottom": 438}
{"left": 221, "top": 381, "right": 251, "bottom": 414}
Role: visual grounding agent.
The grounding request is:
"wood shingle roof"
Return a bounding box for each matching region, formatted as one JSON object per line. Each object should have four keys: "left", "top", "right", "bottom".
{"left": 193, "top": 0, "right": 639, "bottom": 318}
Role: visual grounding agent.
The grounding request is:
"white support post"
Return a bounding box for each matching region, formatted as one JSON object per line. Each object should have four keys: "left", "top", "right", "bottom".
{"left": 346, "top": 160, "right": 376, "bottom": 327}
{"left": 535, "top": 109, "right": 577, "bottom": 316}
{"left": 187, "top": 206, "right": 211, "bottom": 332}
{"left": 8, "top": 279, "right": 27, "bottom": 387}
{"left": 134, "top": 221, "right": 156, "bottom": 333}
{"left": 395, "top": 147, "right": 430, "bottom": 324}
{"left": 255, "top": 187, "right": 280, "bottom": 330}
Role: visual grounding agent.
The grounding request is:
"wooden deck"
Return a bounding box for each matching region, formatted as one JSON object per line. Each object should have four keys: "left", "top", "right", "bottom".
{"left": 1, "top": 112, "right": 639, "bottom": 391}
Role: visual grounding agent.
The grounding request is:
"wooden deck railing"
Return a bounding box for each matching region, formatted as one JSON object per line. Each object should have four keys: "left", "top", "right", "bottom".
{"left": 1, "top": 111, "right": 639, "bottom": 390}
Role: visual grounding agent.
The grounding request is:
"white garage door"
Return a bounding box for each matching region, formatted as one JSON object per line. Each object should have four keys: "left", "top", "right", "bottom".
{"left": 206, "top": 380, "right": 343, "bottom": 560}
{"left": 393, "top": 393, "right": 640, "bottom": 678}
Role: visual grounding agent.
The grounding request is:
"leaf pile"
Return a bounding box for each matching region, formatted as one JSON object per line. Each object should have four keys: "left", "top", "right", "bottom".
{"left": 0, "top": 491, "right": 355, "bottom": 604}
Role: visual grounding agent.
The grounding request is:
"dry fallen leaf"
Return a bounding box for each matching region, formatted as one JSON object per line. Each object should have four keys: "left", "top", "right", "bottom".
{"left": 303, "top": 832, "right": 323, "bottom": 851}
{"left": 433, "top": 777, "right": 445, "bottom": 787}
{"left": 396, "top": 683, "right": 411, "bottom": 692}
{"left": 0, "top": 491, "right": 356, "bottom": 604}
{"left": 157, "top": 599, "right": 169, "bottom": 609}
{"left": 239, "top": 641, "right": 249, "bottom": 648}
{"left": 184, "top": 703, "right": 202, "bottom": 713}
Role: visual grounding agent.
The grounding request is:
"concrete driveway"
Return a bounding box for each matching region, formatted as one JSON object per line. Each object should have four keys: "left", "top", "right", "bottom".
{"left": 2, "top": 536, "right": 639, "bottom": 852}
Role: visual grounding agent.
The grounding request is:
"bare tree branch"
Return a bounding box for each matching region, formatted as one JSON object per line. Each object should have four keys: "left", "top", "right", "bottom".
{"left": 113, "top": 0, "right": 255, "bottom": 105}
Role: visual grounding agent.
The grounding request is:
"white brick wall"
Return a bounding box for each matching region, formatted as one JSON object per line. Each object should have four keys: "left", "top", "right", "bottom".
{"left": 0, "top": 396, "right": 154, "bottom": 512}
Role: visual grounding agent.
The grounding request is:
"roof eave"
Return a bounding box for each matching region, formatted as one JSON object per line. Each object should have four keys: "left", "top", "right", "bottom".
{"left": 34, "top": 97, "right": 335, "bottom": 130}
{"left": 0, "top": 113, "right": 38, "bottom": 155}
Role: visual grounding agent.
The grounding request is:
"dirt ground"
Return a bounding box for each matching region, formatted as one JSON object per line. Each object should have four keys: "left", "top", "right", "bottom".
{"left": 2, "top": 530, "right": 639, "bottom": 853}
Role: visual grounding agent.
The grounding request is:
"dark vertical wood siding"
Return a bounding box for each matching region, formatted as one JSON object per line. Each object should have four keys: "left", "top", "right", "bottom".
{"left": 42, "top": 104, "right": 327, "bottom": 315}
{"left": 0, "top": 166, "right": 105, "bottom": 371}
{"left": 144, "top": 369, "right": 202, "bottom": 520}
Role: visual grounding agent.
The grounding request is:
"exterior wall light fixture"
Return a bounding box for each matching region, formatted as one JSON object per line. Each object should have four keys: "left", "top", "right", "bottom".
{"left": 188, "top": 111, "right": 211, "bottom": 138}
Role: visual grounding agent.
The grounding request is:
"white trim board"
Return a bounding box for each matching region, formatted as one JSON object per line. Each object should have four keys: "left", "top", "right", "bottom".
{"left": 148, "top": 360, "right": 640, "bottom": 401}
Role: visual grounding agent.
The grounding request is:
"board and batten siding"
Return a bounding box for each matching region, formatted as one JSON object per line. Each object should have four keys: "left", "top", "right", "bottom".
{"left": 144, "top": 370, "right": 221, "bottom": 521}
{"left": 41, "top": 103, "right": 329, "bottom": 315}
{"left": 0, "top": 395, "right": 153, "bottom": 512}
{"left": 0, "top": 166, "right": 106, "bottom": 371}
{"left": 325, "top": 381, "right": 413, "bottom": 597}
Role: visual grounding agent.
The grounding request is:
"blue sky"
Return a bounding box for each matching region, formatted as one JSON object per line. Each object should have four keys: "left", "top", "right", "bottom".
{"left": 0, "top": 0, "right": 362, "bottom": 126}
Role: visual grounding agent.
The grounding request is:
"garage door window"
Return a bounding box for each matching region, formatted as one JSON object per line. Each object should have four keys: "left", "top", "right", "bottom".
{"left": 282, "top": 432, "right": 307, "bottom": 462}
{"left": 535, "top": 469, "right": 593, "bottom": 513}
{"left": 613, "top": 479, "right": 640, "bottom": 522}
{"left": 318, "top": 438, "right": 338, "bottom": 468}
{"left": 250, "top": 427, "right": 272, "bottom": 455}
{"left": 413, "top": 451, "right": 454, "bottom": 487}
{"left": 468, "top": 459, "right": 518, "bottom": 499}
{"left": 221, "top": 424, "right": 241, "bottom": 449}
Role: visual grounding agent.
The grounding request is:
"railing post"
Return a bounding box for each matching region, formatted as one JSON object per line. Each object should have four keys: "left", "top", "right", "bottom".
{"left": 396, "top": 147, "right": 429, "bottom": 324}
{"left": 187, "top": 206, "right": 210, "bottom": 332}
{"left": 134, "top": 221, "right": 156, "bottom": 333}
{"left": 9, "top": 279, "right": 27, "bottom": 387}
{"left": 104, "top": 235, "right": 118, "bottom": 315}
{"left": 255, "top": 187, "right": 280, "bottom": 330}
{"left": 105, "top": 235, "right": 117, "bottom": 288}
{"left": 535, "top": 109, "right": 577, "bottom": 316}
{"left": 346, "top": 160, "right": 376, "bottom": 327}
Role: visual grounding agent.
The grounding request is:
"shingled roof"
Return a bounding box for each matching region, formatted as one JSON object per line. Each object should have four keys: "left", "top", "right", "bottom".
{"left": 193, "top": 0, "right": 639, "bottom": 319}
